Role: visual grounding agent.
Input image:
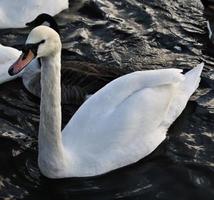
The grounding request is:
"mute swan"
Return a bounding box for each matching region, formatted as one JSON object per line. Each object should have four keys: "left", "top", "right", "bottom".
{"left": 0, "top": 0, "right": 68, "bottom": 28}
{"left": 8, "top": 26, "right": 203, "bottom": 178}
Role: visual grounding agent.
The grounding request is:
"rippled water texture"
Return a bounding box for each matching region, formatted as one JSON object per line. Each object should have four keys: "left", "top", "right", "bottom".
{"left": 0, "top": 0, "right": 213, "bottom": 199}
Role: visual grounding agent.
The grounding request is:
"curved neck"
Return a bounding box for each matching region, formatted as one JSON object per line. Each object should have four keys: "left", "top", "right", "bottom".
{"left": 38, "top": 51, "right": 66, "bottom": 177}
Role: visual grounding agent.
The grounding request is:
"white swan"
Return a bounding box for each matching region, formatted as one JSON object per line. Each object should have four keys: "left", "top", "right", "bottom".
{"left": 8, "top": 26, "right": 204, "bottom": 178}
{"left": 0, "top": 0, "right": 68, "bottom": 28}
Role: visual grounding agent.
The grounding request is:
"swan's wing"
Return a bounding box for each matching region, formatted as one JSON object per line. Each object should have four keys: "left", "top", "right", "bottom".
{"left": 0, "top": 44, "right": 20, "bottom": 62}
{"left": 62, "top": 68, "right": 191, "bottom": 175}
{"left": 0, "top": 44, "right": 21, "bottom": 84}
{"left": 70, "top": 68, "right": 184, "bottom": 112}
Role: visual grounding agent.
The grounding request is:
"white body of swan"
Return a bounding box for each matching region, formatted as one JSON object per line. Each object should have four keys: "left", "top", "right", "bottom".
{"left": 0, "top": 0, "right": 68, "bottom": 28}
{"left": 9, "top": 26, "right": 204, "bottom": 178}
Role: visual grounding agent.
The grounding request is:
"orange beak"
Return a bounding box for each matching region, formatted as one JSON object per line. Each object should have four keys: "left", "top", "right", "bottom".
{"left": 8, "top": 50, "right": 35, "bottom": 76}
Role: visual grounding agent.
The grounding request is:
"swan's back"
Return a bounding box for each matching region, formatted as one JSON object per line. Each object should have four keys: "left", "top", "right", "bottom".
{"left": 62, "top": 64, "right": 203, "bottom": 176}
{"left": 0, "top": 44, "right": 20, "bottom": 64}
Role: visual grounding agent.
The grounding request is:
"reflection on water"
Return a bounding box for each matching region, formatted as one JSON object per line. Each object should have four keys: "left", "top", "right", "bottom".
{"left": 0, "top": 0, "right": 214, "bottom": 199}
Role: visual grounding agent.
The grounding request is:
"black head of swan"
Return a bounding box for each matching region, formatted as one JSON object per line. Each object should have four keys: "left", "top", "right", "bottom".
{"left": 26, "top": 13, "right": 60, "bottom": 35}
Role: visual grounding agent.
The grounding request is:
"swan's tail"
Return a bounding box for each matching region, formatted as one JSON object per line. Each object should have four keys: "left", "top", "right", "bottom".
{"left": 181, "top": 62, "right": 204, "bottom": 96}
{"left": 162, "top": 63, "right": 204, "bottom": 128}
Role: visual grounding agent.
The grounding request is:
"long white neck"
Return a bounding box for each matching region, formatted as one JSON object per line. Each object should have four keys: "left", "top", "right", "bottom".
{"left": 38, "top": 51, "right": 67, "bottom": 178}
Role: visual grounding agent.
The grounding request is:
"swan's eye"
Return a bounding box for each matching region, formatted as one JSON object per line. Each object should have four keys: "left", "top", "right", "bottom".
{"left": 22, "top": 40, "right": 46, "bottom": 56}
{"left": 39, "top": 40, "right": 45, "bottom": 44}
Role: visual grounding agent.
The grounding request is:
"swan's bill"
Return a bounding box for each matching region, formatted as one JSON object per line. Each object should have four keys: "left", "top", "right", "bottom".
{"left": 8, "top": 50, "right": 35, "bottom": 76}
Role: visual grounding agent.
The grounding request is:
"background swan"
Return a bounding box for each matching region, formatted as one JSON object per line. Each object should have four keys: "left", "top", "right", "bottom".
{"left": 9, "top": 26, "right": 203, "bottom": 178}
{"left": 0, "top": 0, "right": 68, "bottom": 28}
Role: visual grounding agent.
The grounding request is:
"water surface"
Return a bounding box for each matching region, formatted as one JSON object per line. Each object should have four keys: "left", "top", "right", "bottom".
{"left": 0, "top": 0, "right": 213, "bottom": 199}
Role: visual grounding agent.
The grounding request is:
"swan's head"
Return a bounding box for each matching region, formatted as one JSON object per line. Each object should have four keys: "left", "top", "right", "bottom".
{"left": 8, "top": 25, "right": 61, "bottom": 76}
{"left": 26, "top": 13, "right": 60, "bottom": 35}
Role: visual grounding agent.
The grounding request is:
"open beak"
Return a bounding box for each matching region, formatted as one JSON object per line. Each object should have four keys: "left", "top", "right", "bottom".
{"left": 8, "top": 49, "right": 35, "bottom": 76}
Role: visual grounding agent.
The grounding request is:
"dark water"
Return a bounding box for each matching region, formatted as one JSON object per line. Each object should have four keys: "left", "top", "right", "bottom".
{"left": 0, "top": 0, "right": 214, "bottom": 199}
